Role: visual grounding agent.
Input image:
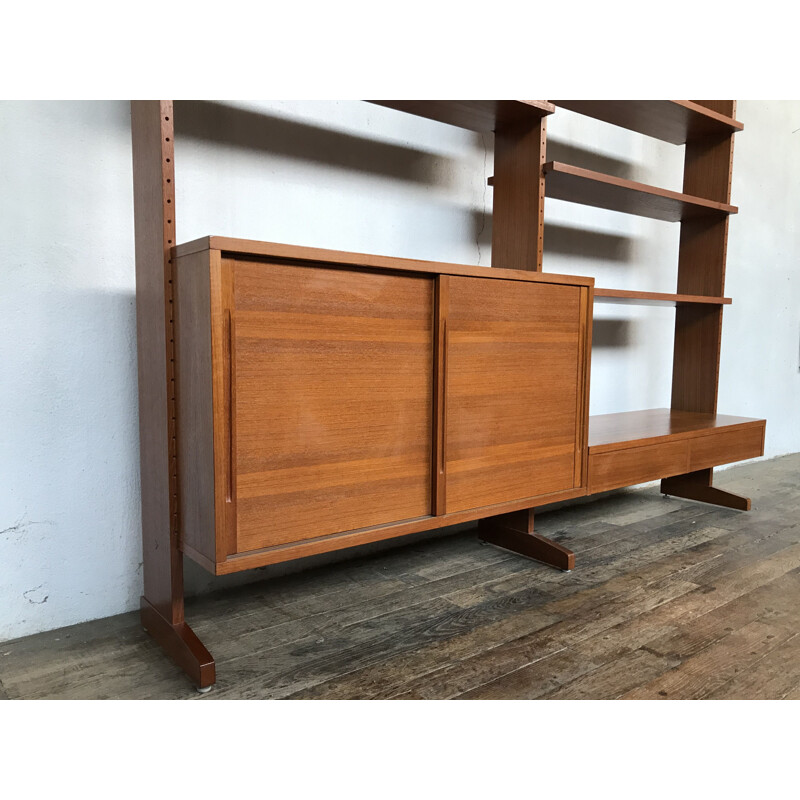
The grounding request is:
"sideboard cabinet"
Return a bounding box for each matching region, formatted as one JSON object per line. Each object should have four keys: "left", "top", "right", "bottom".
{"left": 172, "top": 237, "right": 593, "bottom": 575}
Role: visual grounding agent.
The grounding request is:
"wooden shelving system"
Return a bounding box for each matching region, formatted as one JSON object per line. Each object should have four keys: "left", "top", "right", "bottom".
{"left": 545, "top": 100, "right": 761, "bottom": 507}
{"left": 131, "top": 99, "right": 765, "bottom": 689}
{"left": 373, "top": 99, "right": 764, "bottom": 509}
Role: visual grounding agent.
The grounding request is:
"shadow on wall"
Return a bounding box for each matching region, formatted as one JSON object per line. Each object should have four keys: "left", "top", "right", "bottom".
{"left": 593, "top": 319, "right": 634, "bottom": 348}
{"left": 173, "top": 101, "right": 644, "bottom": 274}
{"left": 174, "top": 100, "right": 458, "bottom": 186}
{"left": 544, "top": 223, "right": 636, "bottom": 262}
{"left": 546, "top": 138, "right": 636, "bottom": 181}
{"left": 468, "top": 217, "right": 637, "bottom": 267}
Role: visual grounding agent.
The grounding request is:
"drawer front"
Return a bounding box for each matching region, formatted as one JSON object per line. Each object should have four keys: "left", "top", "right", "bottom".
{"left": 589, "top": 440, "right": 689, "bottom": 493}
{"left": 689, "top": 425, "right": 764, "bottom": 471}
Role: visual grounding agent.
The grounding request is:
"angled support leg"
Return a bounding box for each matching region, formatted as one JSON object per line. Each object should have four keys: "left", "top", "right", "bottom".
{"left": 479, "top": 509, "right": 574, "bottom": 572}
{"left": 132, "top": 100, "right": 215, "bottom": 691}
{"left": 661, "top": 468, "right": 751, "bottom": 511}
{"left": 141, "top": 597, "right": 215, "bottom": 689}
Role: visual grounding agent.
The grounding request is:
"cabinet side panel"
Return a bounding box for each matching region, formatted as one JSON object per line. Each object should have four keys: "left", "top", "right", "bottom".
{"left": 230, "top": 260, "right": 434, "bottom": 553}
{"left": 174, "top": 250, "right": 217, "bottom": 567}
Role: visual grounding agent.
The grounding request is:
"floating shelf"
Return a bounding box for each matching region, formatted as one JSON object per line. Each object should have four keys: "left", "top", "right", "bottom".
{"left": 589, "top": 409, "right": 764, "bottom": 453}
{"left": 541, "top": 162, "right": 738, "bottom": 222}
{"left": 594, "top": 288, "right": 732, "bottom": 306}
{"left": 550, "top": 101, "right": 743, "bottom": 145}
{"left": 367, "top": 100, "right": 555, "bottom": 133}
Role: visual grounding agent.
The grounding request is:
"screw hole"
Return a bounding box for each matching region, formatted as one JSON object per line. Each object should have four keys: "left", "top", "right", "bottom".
{"left": 167, "top": 199, "right": 171, "bottom": 203}
{"left": 166, "top": 179, "right": 171, "bottom": 183}
{"left": 165, "top": 116, "right": 169, "bottom": 121}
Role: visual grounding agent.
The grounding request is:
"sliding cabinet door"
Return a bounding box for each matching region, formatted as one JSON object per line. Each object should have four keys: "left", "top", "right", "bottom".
{"left": 443, "top": 276, "right": 587, "bottom": 514}
{"left": 226, "top": 260, "right": 434, "bottom": 553}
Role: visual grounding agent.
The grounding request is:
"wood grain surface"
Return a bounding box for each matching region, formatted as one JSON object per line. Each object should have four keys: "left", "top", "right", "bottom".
{"left": 491, "top": 114, "right": 548, "bottom": 271}
{"left": 444, "top": 276, "right": 586, "bottom": 513}
{"left": 588, "top": 409, "right": 765, "bottom": 453}
{"left": 542, "top": 161, "right": 738, "bottom": 222}
{"left": 130, "top": 100, "right": 183, "bottom": 623}
{"left": 173, "top": 249, "right": 216, "bottom": 563}
{"left": 587, "top": 410, "right": 765, "bottom": 493}
{"left": 172, "top": 237, "right": 593, "bottom": 288}
{"left": 368, "top": 100, "right": 554, "bottom": 132}
{"left": 550, "top": 100, "right": 743, "bottom": 145}
{"left": 228, "top": 260, "right": 434, "bottom": 552}
{"left": 594, "top": 288, "right": 731, "bottom": 306}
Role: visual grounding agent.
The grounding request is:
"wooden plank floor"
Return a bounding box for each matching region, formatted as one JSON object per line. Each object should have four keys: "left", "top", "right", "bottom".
{"left": 1, "top": 454, "right": 798, "bottom": 700}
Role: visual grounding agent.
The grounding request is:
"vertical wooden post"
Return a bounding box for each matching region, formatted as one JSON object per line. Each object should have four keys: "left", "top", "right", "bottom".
{"left": 491, "top": 114, "right": 549, "bottom": 271}
{"left": 662, "top": 101, "right": 750, "bottom": 510}
{"left": 131, "top": 101, "right": 215, "bottom": 689}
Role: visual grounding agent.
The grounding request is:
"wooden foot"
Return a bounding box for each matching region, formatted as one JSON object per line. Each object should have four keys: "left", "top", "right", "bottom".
{"left": 661, "top": 468, "right": 751, "bottom": 511}
{"left": 478, "top": 509, "right": 575, "bottom": 571}
{"left": 141, "top": 597, "right": 216, "bottom": 690}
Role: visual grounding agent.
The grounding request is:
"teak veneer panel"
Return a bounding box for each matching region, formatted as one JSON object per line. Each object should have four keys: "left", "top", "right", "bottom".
{"left": 173, "top": 249, "right": 217, "bottom": 563}
{"left": 594, "top": 288, "right": 731, "bottom": 306}
{"left": 173, "top": 239, "right": 592, "bottom": 574}
{"left": 688, "top": 426, "right": 765, "bottom": 472}
{"left": 550, "top": 101, "right": 743, "bottom": 145}
{"left": 670, "top": 130, "right": 736, "bottom": 416}
{"left": 229, "top": 261, "right": 433, "bottom": 553}
{"left": 367, "top": 100, "right": 555, "bottom": 132}
{"left": 491, "top": 114, "right": 548, "bottom": 271}
{"left": 542, "top": 162, "right": 738, "bottom": 222}
{"left": 588, "top": 409, "right": 765, "bottom": 453}
{"left": 173, "top": 236, "right": 592, "bottom": 288}
{"left": 444, "top": 277, "right": 588, "bottom": 514}
{"left": 587, "top": 409, "right": 765, "bottom": 494}
{"left": 589, "top": 441, "right": 690, "bottom": 494}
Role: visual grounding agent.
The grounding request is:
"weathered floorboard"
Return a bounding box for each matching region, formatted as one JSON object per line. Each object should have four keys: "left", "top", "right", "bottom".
{"left": 0, "top": 453, "right": 797, "bottom": 700}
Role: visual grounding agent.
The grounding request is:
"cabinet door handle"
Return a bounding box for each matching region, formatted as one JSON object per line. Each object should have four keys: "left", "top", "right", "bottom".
{"left": 441, "top": 321, "right": 447, "bottom": 477}
{"left": 225, "top": 310, "right": 235, "bottom": 503}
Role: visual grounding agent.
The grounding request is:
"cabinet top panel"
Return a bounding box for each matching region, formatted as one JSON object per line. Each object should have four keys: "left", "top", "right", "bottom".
{"left": 173, "top": 236, "right": 594, "bottom": 288}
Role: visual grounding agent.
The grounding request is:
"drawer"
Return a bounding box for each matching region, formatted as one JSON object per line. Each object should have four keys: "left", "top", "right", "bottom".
{"left": 589, "top": 439, "right": 689, "bottom": 493}
{"left": 588, "top": 421, "right": 766, "bottom": 494}
{"left": 689, "top": 424, "right": 764, "bottom": 471}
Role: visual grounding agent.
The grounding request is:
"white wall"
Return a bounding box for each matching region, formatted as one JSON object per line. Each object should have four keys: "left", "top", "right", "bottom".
{"left": 1, "top": 100, "right": 798, "bottom": 642}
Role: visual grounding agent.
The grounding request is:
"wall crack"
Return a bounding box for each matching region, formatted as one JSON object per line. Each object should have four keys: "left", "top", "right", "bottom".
{"left": 23, "top": 585, "right": 49, "bottom": 605}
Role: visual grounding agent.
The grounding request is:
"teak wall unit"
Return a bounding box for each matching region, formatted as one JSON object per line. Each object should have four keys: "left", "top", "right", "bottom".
{"left": 131, "top": 100, "right": 765, "bottom": 690}
{"left": 172, "top": 238, "right": 592, "bottom": 575}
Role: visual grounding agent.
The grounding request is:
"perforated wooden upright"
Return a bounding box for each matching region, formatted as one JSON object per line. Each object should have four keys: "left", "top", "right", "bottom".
{"left": 131, "top": 100, "right": 764, "bottom": 690}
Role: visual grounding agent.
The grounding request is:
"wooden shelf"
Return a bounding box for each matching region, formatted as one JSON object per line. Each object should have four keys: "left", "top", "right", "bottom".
{"left": 367, "top": 100, "right": 555, "bottom": 133}
{"left": 589, "top": 409, "right": 764, "bottom": 454}
{"left": 594, "top": 288, "right": 732, "bottom": 306}
{"left": 550, "top": 101, "right": 743, "bottom": 145}
{"left": 542, "top": 162, "right": 738, "bottom": 222}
